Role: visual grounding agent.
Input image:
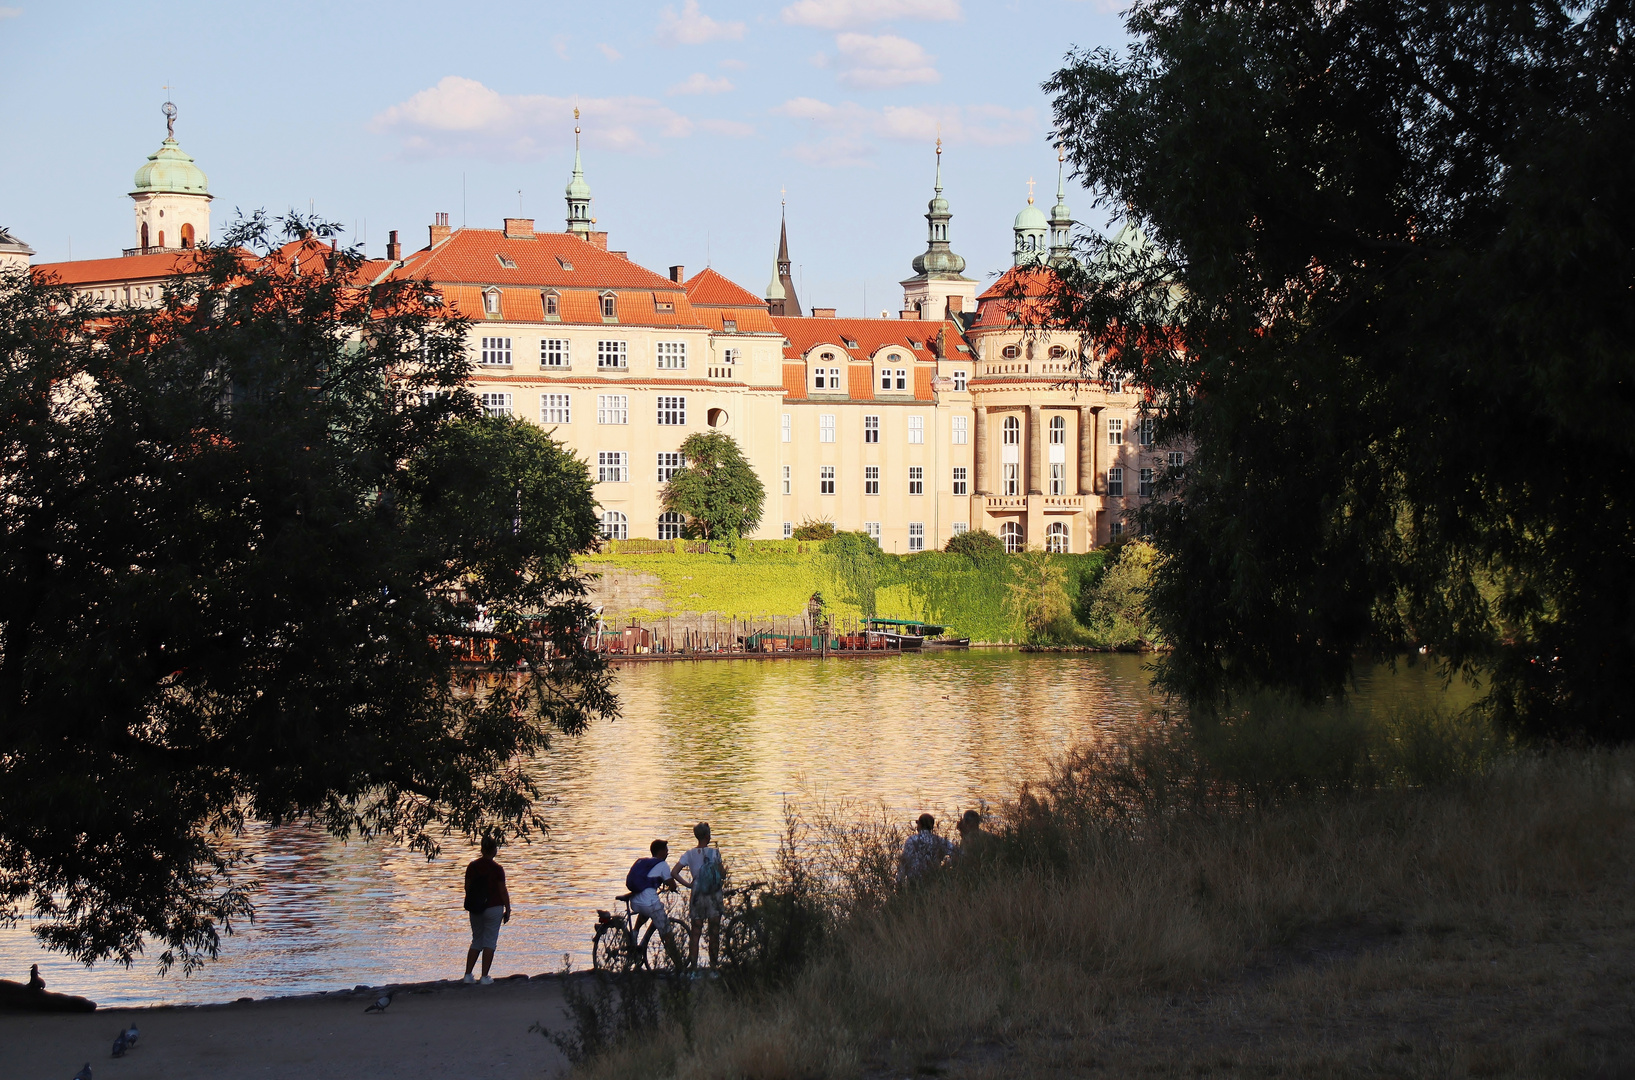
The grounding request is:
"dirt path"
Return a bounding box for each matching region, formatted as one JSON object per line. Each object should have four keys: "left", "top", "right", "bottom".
{"left": 1, "top": 975, "right": 572, "bottom": 1080}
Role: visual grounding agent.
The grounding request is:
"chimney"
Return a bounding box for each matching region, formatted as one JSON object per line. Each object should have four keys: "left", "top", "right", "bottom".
{"left": 587, "top": 231, "right": 609, "bottom": 251}
{"left": 503, "top": 217, "right": 535, "bottom": 239}
{"left": 386, "top": 230, "right": 401, "bottom": 261}
{"left": 946, "top": 294, "right": 964, "bottom": 314}
{"left": 610, "top": 251, "right": 628, "bottom": 260}
{"left": 899, "top": 309, "right": 917, "bottom": 320}
{"left": 812, "top": 307, "right": 837, "bottom": 318}
{"left": 669, "top": 265, "right": 685, "bottom": 283}
{"left": 428, "top": 212, "right": 451, "bottom": 248}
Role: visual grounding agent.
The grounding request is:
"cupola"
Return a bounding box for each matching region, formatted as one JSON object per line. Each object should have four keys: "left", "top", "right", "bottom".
{"left": 129, "top": 101, "right": 212, "bottom": 254}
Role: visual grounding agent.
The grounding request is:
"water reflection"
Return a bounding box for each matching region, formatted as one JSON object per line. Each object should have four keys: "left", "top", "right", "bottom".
{"left": 0, "top": 651, "right": 1462, "bottom": 1006}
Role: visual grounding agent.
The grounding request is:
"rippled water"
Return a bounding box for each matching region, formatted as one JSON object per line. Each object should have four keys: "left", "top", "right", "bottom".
{"left": 0, "top": 651, "right": 1462, "bottom": 1007}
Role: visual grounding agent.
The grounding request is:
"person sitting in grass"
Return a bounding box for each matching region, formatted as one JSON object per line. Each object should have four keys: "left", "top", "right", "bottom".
{"left": 674, "top": 822, "right": 727, "bottom": 971}
{"left": 955, "top": 809, "right": 990, "bottom": 860}
{"left": 897, "top": 813, "right": 953, "bottom": 884}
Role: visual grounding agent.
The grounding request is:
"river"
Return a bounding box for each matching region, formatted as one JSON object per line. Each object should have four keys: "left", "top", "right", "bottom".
{"left": 0, "top": 651, "right": 1465, "bottom": 1007}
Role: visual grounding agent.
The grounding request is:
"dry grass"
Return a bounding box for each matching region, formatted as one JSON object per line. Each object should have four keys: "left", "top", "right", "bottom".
{"left": 566, "top": 709, "right": 1635, "bottom": 1079}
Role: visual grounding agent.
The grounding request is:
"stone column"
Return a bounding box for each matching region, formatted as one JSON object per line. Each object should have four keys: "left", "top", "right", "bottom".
{"left": 1027, "top": 404, "right": 1043, "bottom": 495}
{"left": 1080, "top": 405, "right": 1100, "bottom": 495}
{"left": 973, "top": 405, "right": 990, "bottom": 495}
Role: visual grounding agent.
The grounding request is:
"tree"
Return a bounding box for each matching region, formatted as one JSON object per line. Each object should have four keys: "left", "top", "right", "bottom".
{"left": 944, "top": 529, "right": 1004, "bottom": 558}
{"left": 1084, "top": 540, "right": 1161, "bottom": 648}
{"left": 660, "top": 431, "right": 766, "bottom": 540}
{"left": 1004, "top": 549, "right": 1076, "bottom": 644}
{"left": 1044, "top": 0, "right": 1635, "bottom": 739}
{"left": 0, "top": 215, "right": 615, "bottom": 971}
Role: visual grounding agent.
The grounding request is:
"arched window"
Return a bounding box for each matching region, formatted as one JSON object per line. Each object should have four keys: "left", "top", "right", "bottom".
{"left": 483, "top": 288, "right": 502, "bottom": 315}
{"left": 1001, "top": 344, "right": 1020, "bottom": 359}
{"left": 1049, "top": 415, "right": 1066, "bottom": 444}
{"left": 1000, "top": 521, "right": 1024, "bottom": 553}
{"left": 601, "top": 510, "right": 628, "bottom": 540}
{"left": 157, "top": 230, "right": 165, "bottom": 248}
{"left": 141, "top": 222, "right": 149, "bottom": 250}
{"left": 180, "top": 223, "right": 195, "bottom": 249}
{"left": 542, "top": 291, "right": 559, "bottom": 317}
{"left": 1045, "top": 522, "right": 1069, "bottom": 554}
{"left": 601, "top": 292, "right": 617, "bottom": 319}
{"left": 1002, "top": 416, "right": 1020, "bottom": 445}
{"left": 1048, "top": 344, "right": 1066, "bottom": 359}
{"left": 657, "top": 512, "right": 685, "bottom": 541}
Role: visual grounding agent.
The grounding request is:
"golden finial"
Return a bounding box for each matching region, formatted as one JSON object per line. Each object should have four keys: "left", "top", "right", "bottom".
{"left": 1057, "top": 142, "right": 1065, "bottom": 163}
{"left": 573, "top": 105, "right": 581, "bottom": 135}
{"left": 1026, "top": 177, "right": 1036, "bottom": 204}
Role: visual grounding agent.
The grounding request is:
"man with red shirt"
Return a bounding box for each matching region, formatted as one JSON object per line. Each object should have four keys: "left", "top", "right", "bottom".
{"left": 462, "top": 836, "right": 512, "bottom": 985}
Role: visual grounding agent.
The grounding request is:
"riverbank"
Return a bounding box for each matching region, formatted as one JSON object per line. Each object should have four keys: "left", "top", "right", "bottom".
{"left": 0, "top": 974, "right": 572, "bottom": 1079}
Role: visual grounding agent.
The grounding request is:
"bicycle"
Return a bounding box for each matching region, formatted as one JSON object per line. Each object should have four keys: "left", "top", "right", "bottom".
{"left": 716, "top": 881, "right": 769, "bottom": 970}
{"left": 591, "top": 889, "right": 687, "bottom": 974}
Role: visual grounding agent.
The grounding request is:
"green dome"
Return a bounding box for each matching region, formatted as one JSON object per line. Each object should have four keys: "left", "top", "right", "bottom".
{"left": 1013, "top": 202, "right": 1047, "bottom": 231}
{"left": 132, "top": 138, "right": 209, "bottom": 196}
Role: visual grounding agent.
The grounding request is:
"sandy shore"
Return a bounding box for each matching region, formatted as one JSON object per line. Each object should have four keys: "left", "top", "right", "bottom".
{"left": 1, "top": 974, "right": 572, "bottom": 1079}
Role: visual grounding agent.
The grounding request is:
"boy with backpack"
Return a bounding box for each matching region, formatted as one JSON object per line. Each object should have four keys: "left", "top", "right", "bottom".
{"left": 626, "top": 839, "right": 684, "bottom": 967}
{"left": 673, "top": 822, "right": 726, "bottom": 971}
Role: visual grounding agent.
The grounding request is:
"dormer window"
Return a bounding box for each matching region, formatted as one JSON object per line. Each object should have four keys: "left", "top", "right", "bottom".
{"left": 654, "top": 296, "right": 675, "bottom": 314}
{"left": 600, "top": 292, "right": 617, "bottom": 320}
{"left": 844, "top": 338, "right": 859, "bottom": 349}
{"left": 483, "top": 288, "right": 502, "bottom": 316}
{"left": 723, "top": 318, "right": 737, "bottom": 332}
{"left": 907, "top": 339, "right": 922, "bottom": 349}
{"left": 542, "top": 291, "right": 560, "bottom": 317}
{"left": 496, "top": 254, "right": 517, "bottom": 269}
{"left": 556, "top": 256, "right": 574, "bottom": 270}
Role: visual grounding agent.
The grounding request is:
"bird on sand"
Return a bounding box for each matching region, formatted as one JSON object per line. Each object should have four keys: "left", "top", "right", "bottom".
{"left": 111, "top": 1028, "right": 128, "bottom": 1057}
{"left": 364, "top": 992, "right": 392, "bottom": 1013}
{"left": 27, "top": 963, "right": 44, "bottom": 990}
{"left": 122, "top": 1024, "right": 140, "bottom": 1048}
{"left": 72, "top": 1065, "right": 92, "bottom": 1080}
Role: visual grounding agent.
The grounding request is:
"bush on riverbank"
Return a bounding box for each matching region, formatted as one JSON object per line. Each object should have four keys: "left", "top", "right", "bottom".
{"left": 560, "top": 702, "right": 1635, "bottom": 1078}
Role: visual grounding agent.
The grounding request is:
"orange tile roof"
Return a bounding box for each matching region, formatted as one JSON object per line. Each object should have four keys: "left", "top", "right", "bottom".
{"left": 392, "top": 227, "right": 680, "bottom": 291}
{"left": 33, "top": 250, "right": 207, "bottom": 287}
{"left": 694, "top": 306, "right": 777, "bottom": 334}
{"left": 972, "top": 267, "right": 1059, "bottom": 330}
{"left": 773, "top": 316, "right": 959, "bottom": 362}
{"left": 438, "top": 285, "right": 707, "bottom": 328}
{"left": 847, "top": 365, "right": 875, "bottom": 398}
{"left": 781, "top": 363, "right": 807, "bottom": 399}
{"left": 684, "top": 267, "right": 764, "bottom": 307}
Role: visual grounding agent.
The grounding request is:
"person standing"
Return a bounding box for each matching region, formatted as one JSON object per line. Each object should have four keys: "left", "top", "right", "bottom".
{"left": 955, "top": 809, "right": 989, "bottom": 860}
{"left": 626, "top": 839, "right": 684, "bottom": 967}
{"left": 462, "top": 836, "right": 511, "bottom": 985}
{"left": 674, "top": 822, "right": 726, "bottom": 971}
{"left": 897, "top": 813, "right": 953, "bottom": 884}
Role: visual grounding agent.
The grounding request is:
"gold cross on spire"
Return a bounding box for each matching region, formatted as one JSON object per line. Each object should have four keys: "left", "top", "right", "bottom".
{"left": 1026, "top": 176, "right": 1036, "bottom": 204}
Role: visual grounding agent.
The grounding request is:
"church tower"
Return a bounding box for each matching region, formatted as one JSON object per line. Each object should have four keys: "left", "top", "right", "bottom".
{"left": 565, "top": 109, "right": 593, "bottom": 238}
{"left": 765, "top": 201, "right": 801, "bottom": 317}
{"left": 1012, "top": 178, "right": 1048, "bottom": 266}
{"left": 900, "top": 140, "right": 977, "bottom": 321}
{"left": 130, "top": 100, "right": 211, "bottom": 254}
{"left": 1048, "top": 145, "right": 1076, "bottom": 265}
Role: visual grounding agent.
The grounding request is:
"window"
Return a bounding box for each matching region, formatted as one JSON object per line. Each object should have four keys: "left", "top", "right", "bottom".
{"left": 656, "top": 342, "right": 687, "bottom": 370}
{"left": 1003, "top": 415, "right": 1021, "bottom": 445}
{"left": 783, "top": 522, "right": 794, "bottom": 539}
{"left": 541, "top": 393, "right": 571, "bottom": 424}
{"left": 1001, "top": 521, "right": 1024, "bottom": 553}
{"left": 1004, "top": 462, "right": 1020, "bottom": 496}
{"left": 654, "top": 299, "right": 674, "bottom": 314}
{"left": 656, "top": 396, "right": 686, "bottom": 426}
{"left": 496, "top": 254, "right": 517, "bottom": 269}
{"left": 781, "top": 414, "right": 792, "bottom": 442}
{"left": 908, "top": 467, "right": 924, "bottom": 495}
{"left": 1002, "top": 344, "right": 1020, "bottom": 359}
{"left": 880, "top": 368, "right": 892, "bottom": 391}
{"left": 479, "top": 392, "right": 512, "bottom": 417}
{"left": 657, "top": 452, "right": 686, "bottom": 482}
{"left": 1045, "top": 522, "right": 1069, "bottom": 553}
{"left": 597, "top": 394, "right": 628, "bottom": 425}
{"left": 864, "top": 466, "right": 880, "bottom": 495}
{"left": 480, "top": 337, "right": 512, "bottom": 365}
{"left": 597, "top": 452, "right": 628, "bottom": 483}
{"left": 601, "top": 293, "right": 617, "bottom": 319}
{"left": 1050, "top": 462, "right": 1066, "bottom": 495}
{"left": 657, "top": 512, "right": 685, "bottom": 540}
{"left": 952, "top": 522, "right": 968, "bottom": 535}
{"left": 1110, "top": 520, "right": 1124, "bottom": 539}
{"left": 953, "top": 370, "right": 967, "bottom": 391}
{"left": 1049, "top": 415, "right": 1066, "bottom": 444}
{"left": 952, "top": 415, "right": 968, "bottom": 444}
{"left": 1049, "top": 345, "right": 1067, "bottom": 359}
{"left": 541, "top": 338, "right": 569, "bottom": 368}
{"left": 895, "top": 369, "right": 908, "bottom": 390}
{"left": 723, "top": 319, "right": 737, "bottom": 332}
{"left": 1107, "top": 418, "right": 1124, "bottom": 445}
{"left": 952, "top": 466, "right": 967, "bottom": 495}
{"left": 864, "top": 415, "right": 880, "bottom": 443}
{"left": 1107, "top": 466, "right": 1124, "bottom": 497}
{"left": 908, "top": 522, "right": 925, "bottom": 552}
{"left": 782, "top": 466, "right": 792, "bottom": 495}
{"left": 1139, "top": 468, "right": 1154, "bottom": 497}
{"left": 813, "top": 367, "right": 842, "bottom": 390}
{"left": 908, "top": 416, "right": 924, "bottom": 444}
{"left": 1168, "top": 450, "right": 1187, "bottom": 472}
{"left": 865, "top": 522, "right": 881, "bottom": 542}
{"left": 598, "top": 340, "right": 628, "bottom": 369}
{"left": 820, "top": 466, "right": 836, "bottom": 495}
{"left": 543, "top": 292, "right": 559, "bottom": 317}
{"left": 1138, "top": 417, "right": 1155, "bottom": 446}
{"left": 819, "top": 414, "right": 835, "bottom": 443}
{"left": 556, "top": 256, "right": 574, "bottom": 270}
{"left": 1106, "top": 368, "right": 1124, "bottom": 393}
{"left": 483, "top": 289, "right": 501, "bottom": 315}
{"left": 601, "top": 510, "right": 628, "bottom": 539}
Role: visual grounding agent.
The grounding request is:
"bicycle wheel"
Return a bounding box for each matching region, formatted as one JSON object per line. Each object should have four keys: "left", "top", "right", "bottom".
{"left": 592, "top": 924, "right": 631, "bottom": 972}
{"left": 645, "top": 923, "right": 682, "bottom": 974}
{"left": 722, "top": 908, "right": 766, "bottom": 969}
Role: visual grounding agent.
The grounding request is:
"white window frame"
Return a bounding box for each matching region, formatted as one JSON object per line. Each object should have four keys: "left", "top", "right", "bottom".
{"left": 1110, "top": 520, "right": 1125, "bottom": 538}
{"left": 1001, "top": 521, "right": 1024, "bottom": 553}
{"left": 781, "top": 414, "right": 792, "bottom": 442}
{"left": 541, "top": 338, "right": 569, "bottom": 368}
{"left": 908, "top": 466, "right": 923, "bottom": 495}
{"left": 1138, "top": 417, "right": 1155, "bottom": 446}
{"left": 1107, "top": 466, "right": 1124, "bottom": 497}
{"left": 1139, "top": 467, "right": 1154, "bottom": 497}
{"left": 597, "top": 452, "right": 628, "bottom": 484}
{"left": 907, "top": 415, "right": 924, "bottom": 444}
{"left": 865, "top": 522, "right": 881, "bottom": 542}
{"left": 483, "top": 288, "right": 502, "bottom": 316}
{"left": 879, "top": 368, "right": 892, "bottom": 391}
{"left": 657, "top": 452, "right": 686, "bottom": 483}
{"left": 908, "top": 522, "right": 925, "bottom": 552}
{"left": 864, "top": 465, "right": 879, "bottom": 495}
{"left": 601, "top": 510, "right": 628, "bottom": 539}
{"left": 782, "top": 465, "right": 792, "bottom": 495}
{"left": 597, "top": 394, "right": 629, "bottom": 425}
{"left": 819, "top": 414, "right": 836, "bottom": 443}
{"left": 1051, "top": 462, "right": 1066, "bottom": 496}
{"left": 951, "top": 521, "right": 969, "bottom": 536}
{"left": 600, "top": 292, "right": 617, "bottom": 320}
{"left": 1107, "top": 417, "right": 1124, "bottom": 445}
{"left": 953, "top": 370, "right": 967, "bottom": 391}
{"left": 1003, "top": 462, "right": 1020, "bottom": 497}
{"left": 479, "top": 336, "right": 512, "bottom": 366}
{"left": 864, "top": 415, "right": 880, "bottom": 443}
{"left": 658, "top": 511, "right": 685, "bottom": 540}
{"left": 1168, "top": 450, "right": 1187, "bottom": 470}
{"left": 541, "top": 393, "right": 571, "bottom": 425}
{"left": 952, "top": 416, "right": 968, "bottom": 445}
{"left": 479, "top": 392, "right": 512, "bottom": 417}
{"left": 656, "top": 341, "right": 687, "bottom": 370}
{"left": 656, "top": 395, "right": 687, "bottom": 426}
{"left": 1003, "top": 416, "right": 1021, "bottom": 445}
{"left": 783, "top": 521, "right": 794, "bottom": 539}
{"left": 597, "top": 340, "right": 628, "bottom": 370}
{"left": 819, "top": 465, "right": 836, "bottom": 495}
{"left": 1045, "top": 522, "right": 1069, "bottom": 554}
{"left": 952, "top": 466, "right": 967, "bottom": 496}
{"left": 1049, "top": 415, "right": 1067, "bottom": 444}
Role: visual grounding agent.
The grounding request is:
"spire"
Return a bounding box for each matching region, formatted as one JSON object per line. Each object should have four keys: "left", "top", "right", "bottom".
{"left": 911, "top": 138, "right": 966, "bottom": 278}
{"left": 565, "top": 108, "right": 592, "bottom": 236}
{"left": 1012, "top": 176, "right": 1048, "bottom": 266}
{"left": 1048, "top": 143, "right": 1075, "bottom": 265}
{"left": 769, "top": 195, "right": 801, "bottom": 316}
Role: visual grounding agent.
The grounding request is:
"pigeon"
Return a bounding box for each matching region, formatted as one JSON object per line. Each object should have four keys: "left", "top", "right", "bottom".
{"left": 27, "top": 963, "right": 44, "bottom": 990}
{"left": 364, "top": 992, "right": 392, "bottom": 1013}
{"left": 73, "top": 1065, "right": 92, "bottom": 1080}
{"left": 122, "top": 1023, "right": 139, "bottom": 1049}
{"left": 111, "top": 1028, "right": 128, "bottom": 1057}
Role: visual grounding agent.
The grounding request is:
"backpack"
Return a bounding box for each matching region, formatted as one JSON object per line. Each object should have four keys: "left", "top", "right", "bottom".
{"left": 625, "top": 856, "right": 665, "bottom": 894}
{"left": 694, "top": 848, "right": 724, "bottom": 895}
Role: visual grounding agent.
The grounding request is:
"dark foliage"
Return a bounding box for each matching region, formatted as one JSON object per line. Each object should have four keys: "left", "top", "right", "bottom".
{"left": 1044, "top": 0, "right": 1635, "bottom": 740}
{"left": 0, "top": 214, "right": 615, "bottom": 970}
{"left": 943, "top": 528, "right": 1004, "bottom": 558}
{"left": 791, "top": 518, "right": 836, "bottom": 541}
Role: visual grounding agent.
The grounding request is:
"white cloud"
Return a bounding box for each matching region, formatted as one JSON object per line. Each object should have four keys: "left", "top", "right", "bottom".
{"left": 599, "top": 43, "right": 623, "bottom": 61}
{"left": 830, "top": 33, "right": 938, "bottom": 89}
{"left": 373, "top": 76, "right": 698, "bottom": 158}
{"left": 781, "top": 0, "right": 960, "bottom": 30}
{"left": 770, "top": 96, "right": 1034, "bottom": 166}
{"left": 669, "top": 72, "right": 735, "bottom": 95}
{"left": 656, "top": 0, "right": 746, "bottom": 45}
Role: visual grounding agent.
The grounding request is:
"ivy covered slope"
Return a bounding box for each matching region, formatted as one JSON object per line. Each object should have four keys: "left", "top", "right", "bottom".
{"left": 579, "top": 537, "right": 1108, "bottom": 645}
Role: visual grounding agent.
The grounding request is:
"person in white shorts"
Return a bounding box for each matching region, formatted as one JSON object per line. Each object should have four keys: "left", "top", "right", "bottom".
{"left": 674, "top": 822, "right": 726, "bottom": 971}
{"left": 626, "top": 839, "right": 682, "bottom": 966}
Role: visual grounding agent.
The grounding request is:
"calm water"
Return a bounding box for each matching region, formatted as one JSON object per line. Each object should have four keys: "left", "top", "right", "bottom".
{"left": 0, "top": 651, "right": 1460, "bottom": 1007}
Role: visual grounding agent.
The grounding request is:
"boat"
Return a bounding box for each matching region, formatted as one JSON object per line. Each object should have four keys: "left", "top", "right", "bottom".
{"left": 862, "top": 618, "right": 967, "bottom": 650}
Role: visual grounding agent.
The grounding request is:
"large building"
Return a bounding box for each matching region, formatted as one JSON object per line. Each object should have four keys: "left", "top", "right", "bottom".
{"left": 24, "top": 109, "right": 1171, "bottom": 552}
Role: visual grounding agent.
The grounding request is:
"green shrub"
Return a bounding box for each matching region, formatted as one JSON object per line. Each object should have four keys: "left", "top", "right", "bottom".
{"left": 792, "top": 518, "right": 836, "bottom": 541}
{"left": 944, "top": 529, "right": 1004, "bottom": 557}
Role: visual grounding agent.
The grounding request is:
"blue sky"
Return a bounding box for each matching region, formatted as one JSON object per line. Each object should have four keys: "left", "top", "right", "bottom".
{"left": 0, "top": 0, "right": 1127, "bottom": 313}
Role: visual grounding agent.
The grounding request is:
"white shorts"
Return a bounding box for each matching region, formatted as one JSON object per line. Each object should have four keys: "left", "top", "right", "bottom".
{"left": 630, "top": 892, "right": 670, "bottom": 934}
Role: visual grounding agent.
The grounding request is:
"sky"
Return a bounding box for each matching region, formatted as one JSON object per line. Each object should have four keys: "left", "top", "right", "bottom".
{"left": 0, "top": 0, "right": 1129, "bottom": 315}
